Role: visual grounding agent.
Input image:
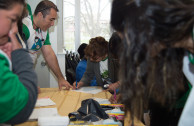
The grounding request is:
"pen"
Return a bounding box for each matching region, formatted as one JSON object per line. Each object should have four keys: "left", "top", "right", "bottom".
{"left": 76, "top": 81, "right": 77, "bottom": 89}
{"left": 114, "top": 89, "right": 116, "bottom": 102}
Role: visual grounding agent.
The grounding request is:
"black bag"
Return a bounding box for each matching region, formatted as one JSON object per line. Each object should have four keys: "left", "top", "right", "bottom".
{"left": 69, "top": 99, "right": 109, "bottom": 122}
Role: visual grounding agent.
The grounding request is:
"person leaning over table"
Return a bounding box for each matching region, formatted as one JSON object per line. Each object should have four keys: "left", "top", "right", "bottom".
{"left": 22, "top": 0, "right": 73, "bottom": 90}
{"left": 111, "top": 0, "right": 194, "bottom": 126}
{"left": 106, "top": 32, "right": 122, "bottom": 104}
{"left": 73, "top": 35, "right": 121, "bottom": 91}
{"left": 0, "top": 0, "right": 38, "bottom": 124}
{"left": 73, "top": 36, "right": 109, "bottom": 89}
{"left": 73, "top": 43, "right": 97, "bottom": 87}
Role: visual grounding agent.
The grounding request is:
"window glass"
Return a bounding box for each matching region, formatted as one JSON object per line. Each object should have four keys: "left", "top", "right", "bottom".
{"left": 63, "top": 0, "right": 111, "bottom": 51}
{"left": 63, "top": 0, "right": 75, "bottom": 51}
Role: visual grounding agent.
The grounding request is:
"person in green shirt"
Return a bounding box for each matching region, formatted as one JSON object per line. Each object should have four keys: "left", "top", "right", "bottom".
{"left": 0, "top": 0, "right": 38, "bottom": 124}
{"left": 23, "top": 0, "right": 73, "bottom": 90}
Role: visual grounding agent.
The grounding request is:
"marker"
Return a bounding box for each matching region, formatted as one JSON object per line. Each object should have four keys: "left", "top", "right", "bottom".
{"left": 114, "top": 89, "right": 116, "bottom": 102}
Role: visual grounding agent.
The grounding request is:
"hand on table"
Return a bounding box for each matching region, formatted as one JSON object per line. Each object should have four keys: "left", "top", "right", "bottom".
{"left": 58, "top": 78, "right": 73, "bottom": 90}
{"left": 109, "top": 94, "right": 121, "bottom": 104}
{"left": 106, "top": 81, "right": 120, "bottom": 91}
{"left": 73, "top": 81, "right": 84, "bottom": 90}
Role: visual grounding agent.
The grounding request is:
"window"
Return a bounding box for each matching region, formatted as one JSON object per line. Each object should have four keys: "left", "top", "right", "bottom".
{"left": 63, "top": 0, "right": 111, "bottom": 52}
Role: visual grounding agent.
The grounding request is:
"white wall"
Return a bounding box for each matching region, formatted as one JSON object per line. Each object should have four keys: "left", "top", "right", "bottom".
{"left": 26, "top": 0, "right": 66, "bottom": 88}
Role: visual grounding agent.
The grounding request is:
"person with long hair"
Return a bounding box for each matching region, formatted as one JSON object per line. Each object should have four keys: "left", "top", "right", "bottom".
{"left": 0, "top": 0, "right": 38, "bottom": 124}
{"left": 111, "top": 0, "right": 194, "bottom": 125}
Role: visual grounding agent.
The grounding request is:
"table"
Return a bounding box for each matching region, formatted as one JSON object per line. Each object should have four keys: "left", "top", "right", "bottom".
{"left": 16, "top": 88, "right": 145, "bottom": 126}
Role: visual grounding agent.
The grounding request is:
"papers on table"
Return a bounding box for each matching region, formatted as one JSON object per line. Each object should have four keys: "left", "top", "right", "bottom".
{"left": 93, "top": 98, "right": 111, "bottom": 104}
{"left": 73, "top": 86, "right": 103, "bottom": 94}
{"left": 35, "top": 98, "right": 56, "bottom": 107}
{"left": 29, "top": 98, "right": 69, "bottom": 125}
{"left": 38, "top": 116, "right": 69, "bottom": 126}
{"left": 93, "top": 119, "right": 122, "bottom": 126}
{"left": 29, "top": 108, "right": 59, "bottom": 120}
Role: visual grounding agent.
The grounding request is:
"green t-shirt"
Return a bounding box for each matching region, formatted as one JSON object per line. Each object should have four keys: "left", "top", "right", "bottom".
{"left": 22, "top": 15, "right": 51, "bottom": 63}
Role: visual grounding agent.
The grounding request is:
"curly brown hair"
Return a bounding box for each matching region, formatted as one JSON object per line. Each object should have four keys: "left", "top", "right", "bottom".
{"left": 84, "top": 36, "right": 108, "bottom": 61}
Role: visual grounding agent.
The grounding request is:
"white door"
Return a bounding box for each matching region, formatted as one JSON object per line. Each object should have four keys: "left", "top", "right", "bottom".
{"left": 34, "top": 53, "right": 50, "bottom": 88}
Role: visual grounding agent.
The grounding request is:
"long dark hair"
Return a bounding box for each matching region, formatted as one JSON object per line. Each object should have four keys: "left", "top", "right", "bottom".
{"left": 0, "top": 0, "right": 27, "bottom": 40}
{"left": 0, "top": 0, "right": 25, "bottom": 10}
{"left": 111, "top": 0, "right": 194, "bottom": 121}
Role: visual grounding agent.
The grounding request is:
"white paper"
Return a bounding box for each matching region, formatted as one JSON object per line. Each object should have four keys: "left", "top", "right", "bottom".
{"left": 93, "top": 98, "right": 111, "bottom": 104}
{"left": 38, "top": 116, "right": 69, "bottom": 126}
{"left": 29, "top": 108, "right": 59, "bottom": 120}
{"left": 73, "top": 86, "right": 103, "bottom": 94}
{"left": 93, "top": 119, "right": 122, "bottom": 126}
{"left": 35, "top": 98, "right": 56, "bottom": 107}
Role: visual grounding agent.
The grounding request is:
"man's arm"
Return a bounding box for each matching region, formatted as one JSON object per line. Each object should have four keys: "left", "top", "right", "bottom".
{"left": 41, "top": 45, "right": 73, "bottom": 90}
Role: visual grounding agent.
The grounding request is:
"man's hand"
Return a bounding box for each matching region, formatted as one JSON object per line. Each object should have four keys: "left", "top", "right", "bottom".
{"left": 58, "top": 78, "right": 73, "bottom": 90}
{"left": 41, "top": 45, "right": 73, "bottom": 90}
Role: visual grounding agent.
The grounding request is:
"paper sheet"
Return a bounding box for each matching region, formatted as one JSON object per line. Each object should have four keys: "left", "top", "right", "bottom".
{"left": 29, "top": 108, "right": 58, "bottom": 120}
{"left": 73, "top": 86, "right": 103, "bottom": 94}
{"left": 38, "top": 116, "right": 69, "bottom": 126}
{"left": 35, "top": 98, "right": 56, "bottom": 107}
{"left": 93, "top": 98, "right": 111, "bottom": 104}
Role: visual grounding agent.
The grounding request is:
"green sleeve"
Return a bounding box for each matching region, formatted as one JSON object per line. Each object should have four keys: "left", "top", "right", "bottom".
{"left": 22, "top": 24, "right": 30, "bottom": 40}
{"left": 0, "top": 54, "right": 29, "bottom": 123}
{"left": 27, "top": 4, "right": 32, "bottom": 16}
{"left": 44, "top": 32, "right": 51, "bottom": 45}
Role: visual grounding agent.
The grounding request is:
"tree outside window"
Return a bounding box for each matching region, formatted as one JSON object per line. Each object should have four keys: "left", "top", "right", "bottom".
{"left": 63, "top": 0, "right": 111, "bottom": 52}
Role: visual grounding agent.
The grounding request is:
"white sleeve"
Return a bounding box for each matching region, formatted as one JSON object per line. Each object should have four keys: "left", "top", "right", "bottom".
{"left": 178, "top": 55, "right": 194, "bottom": 126}
{"left": 182, "top": 55, "right": 194, "bottom": 86}
{"left": 178, "top": 88, "right": 194, "bottom": 126}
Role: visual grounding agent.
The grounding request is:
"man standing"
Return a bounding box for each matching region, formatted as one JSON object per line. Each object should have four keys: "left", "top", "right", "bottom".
{"left": 23, "top": 0, "right": 72, "bottom": 90}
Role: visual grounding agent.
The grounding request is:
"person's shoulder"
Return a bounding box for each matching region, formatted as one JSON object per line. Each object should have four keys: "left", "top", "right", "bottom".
{"left": 0, "top": 50, "right": 11, "bottom": 70}
{"left": 22, "top": 15, "right": 32, "bottom": 26}
{"left": 80, "top": 59, "right": 87, "bottom": 64}
{"left": 77, "top": 60, "right": 87, "bottom": 67}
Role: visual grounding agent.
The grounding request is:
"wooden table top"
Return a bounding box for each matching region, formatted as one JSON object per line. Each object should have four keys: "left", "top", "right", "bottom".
{"left": 16, "top": 88, "right": 145, "bottom": 126}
